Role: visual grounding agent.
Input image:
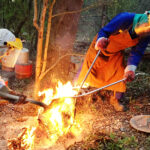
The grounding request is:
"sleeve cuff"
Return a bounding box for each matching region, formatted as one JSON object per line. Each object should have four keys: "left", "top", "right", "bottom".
{"left": 125, "top": 65, "right": 137, "bottom": 73}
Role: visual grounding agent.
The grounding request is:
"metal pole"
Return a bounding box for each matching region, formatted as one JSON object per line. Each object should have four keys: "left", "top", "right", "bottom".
{"left": 79, "top": 50, "right": 101, "bottom": 90}
{"left": 74, "top": 78, "right": 126, "bottom": 98}
{"left": 51, "top": 78, "right": 126, "bottom": 100}
{"left": 0, "top": 91, "right": 48, "bottom": 108}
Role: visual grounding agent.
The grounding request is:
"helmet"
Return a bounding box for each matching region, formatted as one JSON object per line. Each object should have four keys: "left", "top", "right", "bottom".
{"left": 0, "top": 29, "right": 16, "bottom": 47}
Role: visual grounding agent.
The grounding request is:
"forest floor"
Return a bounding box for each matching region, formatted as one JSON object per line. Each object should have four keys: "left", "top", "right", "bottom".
{"left": 0, "top": 72, "right": 150, "bottom": 150}
{"left": 0, "top": 46, "right": 150, "bottom": 150}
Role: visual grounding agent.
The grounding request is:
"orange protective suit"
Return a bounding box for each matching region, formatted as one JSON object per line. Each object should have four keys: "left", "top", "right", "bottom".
{"left": 77, "top": 30, "right": 139, "bottom": 92}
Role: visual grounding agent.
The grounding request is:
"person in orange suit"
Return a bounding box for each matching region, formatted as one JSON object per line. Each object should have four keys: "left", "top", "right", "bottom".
{"left": 76, "top": 11, "right": 150, "bottom": 111}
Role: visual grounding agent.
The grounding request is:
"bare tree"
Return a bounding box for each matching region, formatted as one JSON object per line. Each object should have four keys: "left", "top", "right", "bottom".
{"left": 33, "top": 0, "right": 83, "bottom": 97}
{"left": 33, "top": 0, "right": 56, "bottom": 97}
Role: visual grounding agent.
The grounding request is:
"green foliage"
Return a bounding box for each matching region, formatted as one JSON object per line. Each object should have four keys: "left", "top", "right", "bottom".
{"left": 107, "top": 0, "right": 150, "bottom": 20}
{"left": 107, "top": 0, "right": 138, "bottom": 19}
{"left": 77, "top": 0, "right": 104, "bottom": 42}
{"left": 145, "top": 136, "right": 150, "bottom": 149}
{"left": 125, "top": 58, "right": 150, "bottom": 100}
{"left": 0, "top": 0, "right": 36, "bottom": 49}
{"left": 89, "top": 133, "right": 138, "bottom": 150}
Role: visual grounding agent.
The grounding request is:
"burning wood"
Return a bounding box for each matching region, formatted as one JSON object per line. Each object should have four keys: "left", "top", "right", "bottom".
{"left": 8, "top": 81, "right": 82, "bottom": 149}
{"left": 8, "top": 127, "right": 36, "bottom": 150}
{"left": 37, "top": 81, "right": 77, "bottom": 146}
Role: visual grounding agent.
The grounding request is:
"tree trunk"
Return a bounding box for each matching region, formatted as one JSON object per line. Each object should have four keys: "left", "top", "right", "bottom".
{"left": 34, "top": 0, "right": 49, "bottom": 97}
{"left": 42, "top": 0, "right": 83, "bottom": 89}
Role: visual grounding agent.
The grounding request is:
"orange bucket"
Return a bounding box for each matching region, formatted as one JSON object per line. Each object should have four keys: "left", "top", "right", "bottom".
{"left": 15, "top": 61, "right": 32, "bottom": 79}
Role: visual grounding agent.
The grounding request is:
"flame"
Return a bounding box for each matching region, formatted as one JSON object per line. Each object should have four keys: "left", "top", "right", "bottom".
{"left": 8, "top": 127, "right": 36, "bottom": 150}
{"left": 22, "top": 127, "right": 36, "bottom": 150}
{"left": 38, "top": 81, "right": 81, "bottom": 146}
{"left": 9, "top": 81, "right": 83, "bottom": 149}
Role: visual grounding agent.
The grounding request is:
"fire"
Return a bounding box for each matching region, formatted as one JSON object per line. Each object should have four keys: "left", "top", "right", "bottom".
{"left": 8, "top": 81, "right": 82, "bottom": 149}
{"left": 37, "top": 81, "right": 80, "bottom": 146}
{"left": 8, "top": 127, "right": 36, "bottom": 150}
{"left": 22, "top": 127, "right": 36, "bottom": 150}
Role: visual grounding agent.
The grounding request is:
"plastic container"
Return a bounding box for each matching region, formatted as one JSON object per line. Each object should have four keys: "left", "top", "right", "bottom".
{"left": 16, "top": 48, "right": 29, "bottom": 64}
{"left": 15, "top": 61, "right": 32, "bottom": 79}
{"left": 2, "top": 48, "right": 21, "bottom": 72}
{"left": 2, "top": 65, "right": 14, "bottom": 72}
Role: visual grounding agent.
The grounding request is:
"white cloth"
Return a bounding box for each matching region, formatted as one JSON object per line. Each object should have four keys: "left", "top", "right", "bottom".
{"left": 124, "top": 65, "right": 137, "bottom": 73}
{"left": 95, "top": 37, "right": 104, "bottom": 50}
{"left": 0, "top": 29, "right": 15, "bottom": 47}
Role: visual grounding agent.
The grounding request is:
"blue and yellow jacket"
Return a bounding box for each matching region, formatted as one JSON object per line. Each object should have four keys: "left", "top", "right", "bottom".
{"left": 98, "top": 12, "right": 150, "bottom": 67}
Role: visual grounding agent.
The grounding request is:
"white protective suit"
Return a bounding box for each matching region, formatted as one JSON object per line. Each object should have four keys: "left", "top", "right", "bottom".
{"left": 0, "top": 29, "right": 16, "bottom": 88}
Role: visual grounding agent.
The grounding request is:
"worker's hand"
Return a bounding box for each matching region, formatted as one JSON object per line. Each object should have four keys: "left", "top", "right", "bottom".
{"left": 8, "top": 91, "right": 27, "bottom": 105}
{"left": 124, "top": 65, "right": 137, "bottom": 82}
{"left": 95, "top": 37, "right": 109, "bottom": 50}
{"left": 124, "top": 71, "right": 135, "bottom": 82}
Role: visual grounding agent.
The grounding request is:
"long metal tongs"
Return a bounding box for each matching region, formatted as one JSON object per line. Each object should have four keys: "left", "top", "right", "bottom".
{"left": 0, "top": 50, "right": 102, "bottom": 110}
{"left": 49, "top": 49, "right": 126, "bottom": 100}
{"left": 50, "top": 78, "right": 126, "bottom": 100}
{"left": 0, "top": 50, "right": 126, "bottom": 110}
{"left": 0, "top": 91, "right": 48, "bottom": 109}
{"left": 0, "top": 78, "right": 125, "bottom": 110}
{"left": 78, "top": 50, "right": 101, "bottom": 91}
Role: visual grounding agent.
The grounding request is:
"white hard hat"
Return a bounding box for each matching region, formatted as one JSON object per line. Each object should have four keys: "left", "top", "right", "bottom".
{"left": 0, "top": 29, "right": 15, "bottom": 47}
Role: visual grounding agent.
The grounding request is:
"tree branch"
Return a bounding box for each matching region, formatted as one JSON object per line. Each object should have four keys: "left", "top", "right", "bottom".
{"left": 33, "top": 0, "right": 40, "bottom": 31}
{"left": 35, "top": 0, "right": 48, "bottom": 80}
{"left": 41, "top": 0, "right": 56, "bottom": 74}
{"left": 52, "top": 2, "right": 108, "bottom": 18}
{"left": 39, "top": 53, "right": 84, "bottom": 80}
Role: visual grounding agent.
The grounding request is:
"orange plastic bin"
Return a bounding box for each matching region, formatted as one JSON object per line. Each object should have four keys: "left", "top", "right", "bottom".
{"left": 15, "top": 61, "right": 32, "bottom": 79}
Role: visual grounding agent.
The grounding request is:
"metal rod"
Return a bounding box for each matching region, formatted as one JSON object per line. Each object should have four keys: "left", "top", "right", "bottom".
{"left": 0, "top": 91, "right": 48, "bottom": 109}
{"left": 74, "top": 78, "right": 126, "bottom": 98}
{"left": 0, "top": 91, "right": 19, "bottom": 102}
{"left": 26, "top": 98, "right": 48, "bottom": 108}
{"left": 52, "top": 78, "right": 126, "bottom": 100}
{"left": 79, "top": 50, "right": 101, "bottom": 90}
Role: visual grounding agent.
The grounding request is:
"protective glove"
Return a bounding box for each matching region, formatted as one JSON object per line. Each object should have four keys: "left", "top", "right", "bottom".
{"left": 8, "top": 91, "right": 27, "bottom": 105}
{"left": 0, "top": 29, "right": 15, "bottom": 47}
{"left": 95, "top": 37, "right": 109, "bottom": 50}
{"left": 124, "top": 65, "right": 137, "bottom": 82}
{"left": 124, "top": 71, "right": 135, "bottom": 82}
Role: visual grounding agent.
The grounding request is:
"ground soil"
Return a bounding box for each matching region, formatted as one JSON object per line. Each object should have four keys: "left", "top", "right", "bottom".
{"left": 0, "top": 71, "right": 149, "bottom": 150}
{"left": 0, "top": 49, "right": 150, "bottom": 150}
